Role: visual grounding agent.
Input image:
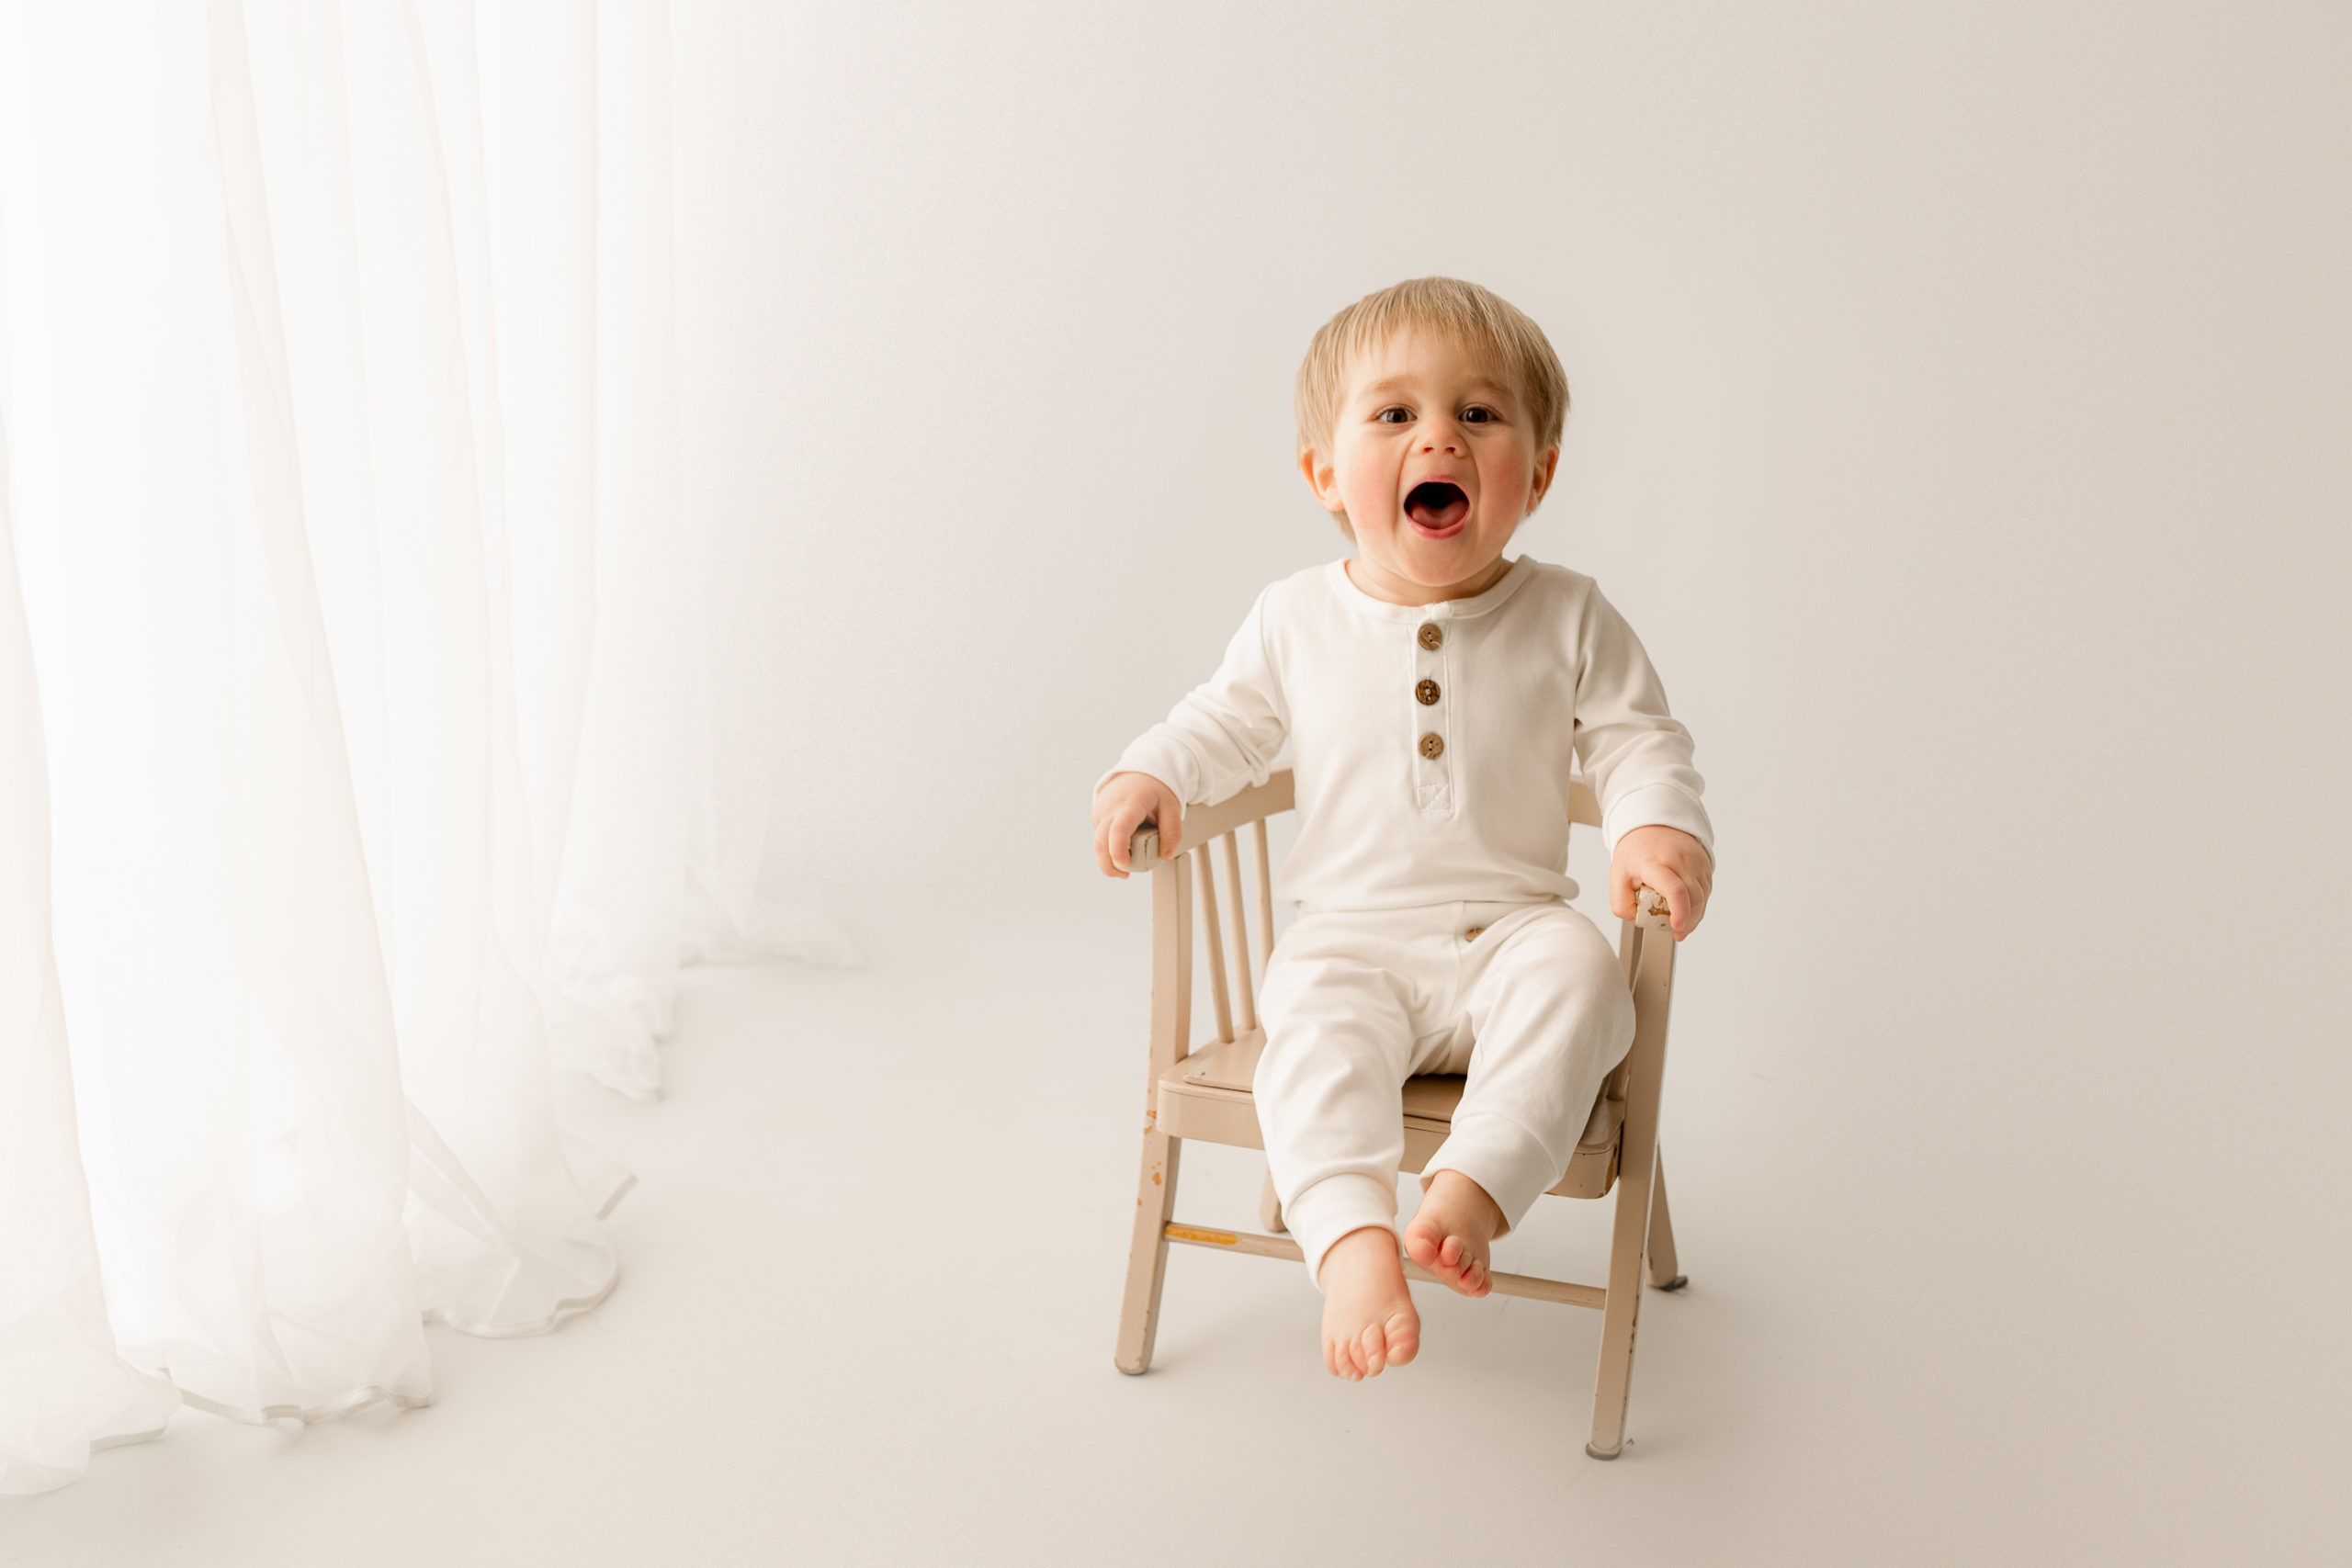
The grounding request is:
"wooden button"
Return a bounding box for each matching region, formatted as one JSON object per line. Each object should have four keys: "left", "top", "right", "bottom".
{"left": 1415, "top": 679, "right": 1441, "bottom": 705}
{"left": 1418, "top": 732, "right": 1444, "bottom": 760}
{"left": 1417, "top": 623, "right": 1443, "bottom": 650}
{"left": 1464, "top": 926, "right": 1485, "bottom": 942}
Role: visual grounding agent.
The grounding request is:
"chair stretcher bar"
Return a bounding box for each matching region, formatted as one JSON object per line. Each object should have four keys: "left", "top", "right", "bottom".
{"left": 1163, "top": 1223, "right": 1607, "bottom": 1311}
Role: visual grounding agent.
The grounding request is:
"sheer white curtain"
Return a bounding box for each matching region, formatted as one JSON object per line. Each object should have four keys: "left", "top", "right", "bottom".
{"left": 0, "top": 0, "right": 845, "bottom": 1494}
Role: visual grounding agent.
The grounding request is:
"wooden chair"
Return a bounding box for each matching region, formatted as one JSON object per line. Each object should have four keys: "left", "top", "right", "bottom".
{"left": 1112, "top": 768, "right": 1687, "bottom": 1460}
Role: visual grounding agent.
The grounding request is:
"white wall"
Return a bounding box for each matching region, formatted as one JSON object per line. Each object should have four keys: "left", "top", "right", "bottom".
{"left": 671, "top": 0, "right": 2347, "bottom": 1529}
{"left": 680, "top": 0, "right": 2346, "bottom": 921}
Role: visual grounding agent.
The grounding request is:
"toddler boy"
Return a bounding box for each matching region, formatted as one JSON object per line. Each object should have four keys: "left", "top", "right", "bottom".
{"left": 1091, "top": 278, "right": 1713, "bottom": 1381}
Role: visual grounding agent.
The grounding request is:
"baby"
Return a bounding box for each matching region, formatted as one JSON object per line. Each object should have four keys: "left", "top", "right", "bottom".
{"left": 1091, "top": 277, "right": 1713, "bottom": 1382}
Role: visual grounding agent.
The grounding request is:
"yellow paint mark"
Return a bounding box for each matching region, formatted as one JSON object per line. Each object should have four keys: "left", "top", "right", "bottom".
{"left": 1166, "top": 1224, "right": 1239, "bottom": 1247}
{"left": 1150, "top": 1172, "right": 1160, "bottom": 1185}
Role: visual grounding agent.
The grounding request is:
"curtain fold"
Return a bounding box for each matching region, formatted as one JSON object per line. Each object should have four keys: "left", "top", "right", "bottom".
{"left": 0, "top": 0, "right": 848, "bottom": 1494}
{"left": 0, "top": 399, "right": 183, "bottom": 1497}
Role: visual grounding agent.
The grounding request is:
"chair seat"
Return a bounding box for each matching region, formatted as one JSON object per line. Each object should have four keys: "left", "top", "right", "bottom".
{"left": 1156, "top": 1029, "right": 1623, "bottom": 1201}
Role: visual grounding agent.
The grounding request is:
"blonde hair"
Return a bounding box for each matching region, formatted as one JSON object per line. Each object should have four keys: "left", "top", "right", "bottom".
{"left": 1294, "top": 276, "right": 1569, "bottom": 462}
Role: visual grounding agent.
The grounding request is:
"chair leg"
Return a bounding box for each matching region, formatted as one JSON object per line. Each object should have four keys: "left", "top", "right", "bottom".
{"left": 1589, "top": 915, "right": 1675, "bottom": 1460}
{"left": 1114, "top": 1127, "right": 1182, "bottom": 1374}
{"left": 1644, "top": 1146, "right": 1686, "bottom": 1291}
{"left": 1585, "top": 1134, "right": 1657, "bottom": 1459}
{"left": 1260, "top": 1168, "right": 1285, "bottom": 1234}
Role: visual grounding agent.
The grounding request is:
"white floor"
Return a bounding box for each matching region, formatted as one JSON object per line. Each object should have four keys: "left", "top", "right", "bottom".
{"left": 5, "top": 909, "right": 2338, "bottom": 1566}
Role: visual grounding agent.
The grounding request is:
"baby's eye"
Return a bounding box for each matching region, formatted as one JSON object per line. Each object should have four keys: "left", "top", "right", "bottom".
{"left": 1460, "top": 405, "right": 1495, "bottom": 424}
{"left": 1375, "top": 407, "right": 1411, "bottom": 424}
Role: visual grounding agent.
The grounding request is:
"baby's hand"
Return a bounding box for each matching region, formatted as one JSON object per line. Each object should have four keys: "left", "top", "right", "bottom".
{"left": 1610, "top": 825, "right": 1713, "bottom": 942}
{"left": 1092, "top": 772, "right": 1183, "bottom": 879}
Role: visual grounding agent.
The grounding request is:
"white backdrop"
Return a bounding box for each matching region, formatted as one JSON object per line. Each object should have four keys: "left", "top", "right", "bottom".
{"left": 693, "top": 0, "right": 2349, "bottom": 1530}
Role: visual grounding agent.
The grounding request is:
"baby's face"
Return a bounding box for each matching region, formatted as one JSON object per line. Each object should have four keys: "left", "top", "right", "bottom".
{"left": 1302, "top": 328, "right": 1559, "bottom": 601}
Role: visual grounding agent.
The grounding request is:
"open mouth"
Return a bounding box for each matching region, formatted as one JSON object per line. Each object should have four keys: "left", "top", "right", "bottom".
{"left": 1404, "top": 480, "right": 1469, "bottom": 534}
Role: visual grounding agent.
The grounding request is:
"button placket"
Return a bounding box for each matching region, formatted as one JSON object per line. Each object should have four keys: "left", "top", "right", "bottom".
{"left": 1411, "top": 619, "right": 1451, "bottom": 811}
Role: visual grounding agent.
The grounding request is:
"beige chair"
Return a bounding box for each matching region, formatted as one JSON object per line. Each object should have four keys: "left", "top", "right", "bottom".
{"left": 1113, "top": 768, "right": 1686, "bottom": 1460}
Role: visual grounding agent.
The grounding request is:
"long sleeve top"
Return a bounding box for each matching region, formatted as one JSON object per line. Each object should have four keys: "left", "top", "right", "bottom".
{"left": 1109, "top": 556, "right": 1713, "bottom": 913}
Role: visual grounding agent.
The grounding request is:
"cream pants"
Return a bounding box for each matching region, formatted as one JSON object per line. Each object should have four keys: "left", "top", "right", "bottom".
{"left": 1255, "top": 899, "right": 1635, "bottom": 1286}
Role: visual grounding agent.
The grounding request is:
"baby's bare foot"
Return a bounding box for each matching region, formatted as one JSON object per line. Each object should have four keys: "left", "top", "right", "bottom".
{"left": 1403, "top": 1170, "right": 1503, "bottom": 1298}
{"left": 1317, "top": 1226, "right": 1419, "bottom": 1381}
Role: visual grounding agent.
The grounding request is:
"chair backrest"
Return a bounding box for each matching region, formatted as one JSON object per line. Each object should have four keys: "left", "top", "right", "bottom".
{"left": 1133, "top": 770, "right": 1606, "bottom": 1055}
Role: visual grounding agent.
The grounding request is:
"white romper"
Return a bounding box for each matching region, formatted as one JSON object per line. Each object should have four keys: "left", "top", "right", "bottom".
{"left": 1111, "top": 556, "right": 1713, "bottom": 1282}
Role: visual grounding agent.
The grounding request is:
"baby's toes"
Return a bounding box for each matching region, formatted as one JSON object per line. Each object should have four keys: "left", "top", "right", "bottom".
{"left": 1401, "top": 1224, "right": 1439, "bottom": 1272}
{"left": 1384, "top": 1312, "right": 1421, "bottom": 1368}
{"left": 1356, "top": 1323, "right": 1389, "bottom": 1377}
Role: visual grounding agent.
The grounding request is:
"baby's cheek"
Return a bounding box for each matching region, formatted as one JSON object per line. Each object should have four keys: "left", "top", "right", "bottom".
{"left": 1481, "top": 454, "right": 1532, "bottom": 513}
{"left": 1337, "top": 452, "right": 1395, "bottom": 516}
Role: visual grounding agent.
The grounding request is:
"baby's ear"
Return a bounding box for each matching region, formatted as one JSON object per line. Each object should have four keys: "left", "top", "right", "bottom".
{"left": 1525, "top": 445, "right": 1562, "bottom": 512}
{"left": 1297, "top": 445, "right": 1344, "bottom": 513}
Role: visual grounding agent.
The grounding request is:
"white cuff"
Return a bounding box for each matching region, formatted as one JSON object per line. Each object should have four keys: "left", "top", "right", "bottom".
{"left": 1599, "top": 782, "right": 1714, "bottom": 863}
{"left": 1283, "top": 1172, "right": 1397, "bottom": 1288}
{"left": 1094, "top": 730, "right": 1202, "bottom": 808}
{"left": 1423, "top": 1111, "right": 1563, "bottom": 1236}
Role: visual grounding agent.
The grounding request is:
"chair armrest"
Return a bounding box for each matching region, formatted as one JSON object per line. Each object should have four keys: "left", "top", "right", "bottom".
{"left": 1128, "top": 826, "right": 1162, "bottom": 870}
{"left": 1120, "top": 771, "right": 1299, "bottom": 879}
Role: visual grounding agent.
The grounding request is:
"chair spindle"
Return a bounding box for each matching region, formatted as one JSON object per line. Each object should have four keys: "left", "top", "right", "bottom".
{"left": 1250, "top": 819, "right": 1275, "bottom": 975}
{"left": 1194, "top": 839, "right": 1235, "bottom": 1043}
{"left": 1218, "top": 832, "right": 1256, "bottom": 1032}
